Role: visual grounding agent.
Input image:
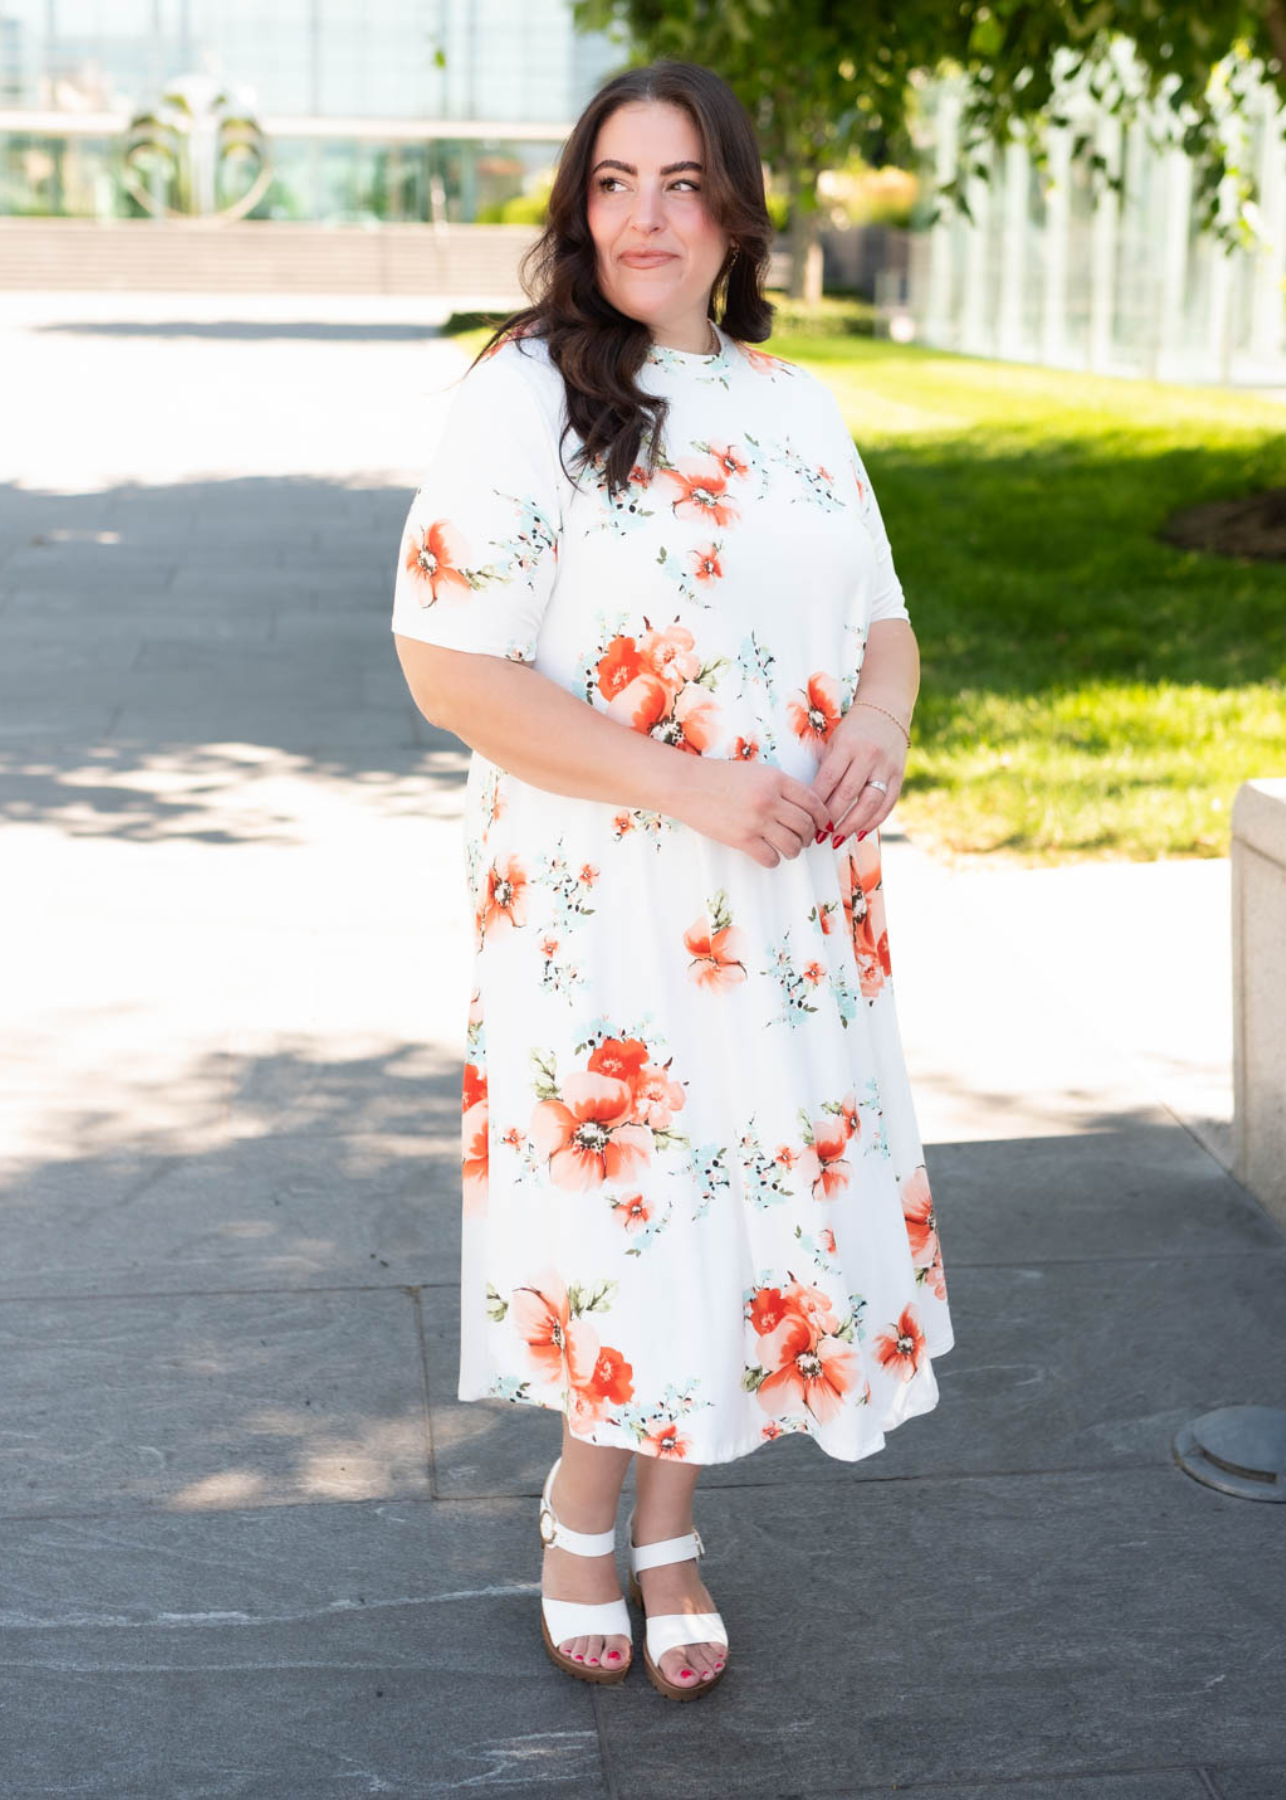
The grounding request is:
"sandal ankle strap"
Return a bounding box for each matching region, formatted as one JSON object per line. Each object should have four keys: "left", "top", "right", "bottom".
{"left": 626, "top": 1504, "right": 705, "bottom": 1572}
{"left": 539, "top": 1457, "right": 618, "bottom": 1558}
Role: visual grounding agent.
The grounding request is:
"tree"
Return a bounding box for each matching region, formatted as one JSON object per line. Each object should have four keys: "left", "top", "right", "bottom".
{"left": 573, "top": 0, "right": 1286, "bottom": 299}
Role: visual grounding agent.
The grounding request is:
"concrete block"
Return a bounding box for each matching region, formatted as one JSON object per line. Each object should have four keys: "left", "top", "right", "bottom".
{"left": 1231, "top": 777, "right": 1286, "bottom": 1227}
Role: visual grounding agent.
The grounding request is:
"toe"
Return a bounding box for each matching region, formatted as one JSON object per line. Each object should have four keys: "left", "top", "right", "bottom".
{"left": 660, "top": 1649, "right": 700, "bottom": 1689}
{"left": 560, "top": 1634, "right": 586, "bottom": 1663}
{"left": 603, "top": 1633, "right": 630, "bottom": 1669}
{"left": 583, "top": 1633, "right": 603, "bottom": 1667}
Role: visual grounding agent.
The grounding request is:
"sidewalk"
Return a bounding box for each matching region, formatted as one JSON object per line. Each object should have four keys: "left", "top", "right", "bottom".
{"left": 2, "top": 293, "right": 1282, "bottom": 1800}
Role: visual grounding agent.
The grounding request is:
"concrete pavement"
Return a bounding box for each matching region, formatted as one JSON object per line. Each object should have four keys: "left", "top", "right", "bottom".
{"left": 1, "top": 291, "right": 1282, "bottom": 1799}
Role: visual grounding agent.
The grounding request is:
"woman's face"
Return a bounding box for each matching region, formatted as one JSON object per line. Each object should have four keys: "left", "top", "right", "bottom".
{"left": 586, "top": 99, "right": 730, "bottom": 336}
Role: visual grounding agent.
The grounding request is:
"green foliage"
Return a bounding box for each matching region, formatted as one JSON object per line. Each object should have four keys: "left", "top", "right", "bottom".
{"left": 573, "top": 0, "right": 1286, "bottom": 251}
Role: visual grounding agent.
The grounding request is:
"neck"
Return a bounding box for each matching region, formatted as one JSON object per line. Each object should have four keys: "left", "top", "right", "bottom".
{"left": 650, "top": 317, "right": 718, "bottom": 355}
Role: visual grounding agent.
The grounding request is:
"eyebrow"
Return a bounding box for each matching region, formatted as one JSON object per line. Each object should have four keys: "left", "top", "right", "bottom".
{"left": 591, "top": 158, "right": 703, "bottom": 176}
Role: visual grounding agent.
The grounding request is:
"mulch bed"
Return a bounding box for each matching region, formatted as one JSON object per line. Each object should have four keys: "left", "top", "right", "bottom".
{"left": 1159, "top": 489, "right": 1286, "bottom": 560}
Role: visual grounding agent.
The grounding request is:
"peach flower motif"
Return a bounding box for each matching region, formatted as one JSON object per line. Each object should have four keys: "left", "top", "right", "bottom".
{"left": 502, "top": 1125, "right": 523, "bottom": 1149}
{"left": 631, "top": 1061, "right": 686, "bottom": 1129}
{"left": 462, "top": 1097, "right": 488, "bottom": 1215}
{"left": 708, "top": 442, "right": 750, "bottom": 481}
{"left": 838, "top": 850, "right": 890, "bottom": 996}
{"left": 613, "top": 811, "right": 634, "bottom": 834}
{"left": 566, "top": 1384, "right": 609, "bottom": 1430}
{"left": 530, "top": 1072, "right": 652, "bottom": 1191}
{"left": 818, "top": 1226, "right": 837, "bottom": 1256}
{"left": 741, "top": 344, "right": 791, "bottom": 375}
{"left": 787, "top": 671, "right": 842, "bottom": 750}
{"left": 643, "top": 1418, "right": 693, "bottom": 1458}
{"left": 462, "top": 1062, "right": 487, "bottom": 1111}
{"left": 510, "top": 1270, "right": 600, "bottom": 1388}
{"left": 731, "top": 736, "right": 760, "bottom": 760}
{"left": 802, "top": 960, "right": 825, "bottom": 986}
{"left": 613, "top": 1192, "right": 652, "bottom": 1233}
{"left": 756, "top": 1312, "right": 857, "bottom": 1425}
{"left": 607, "top": 668, "right": 721, "bottom": 755}
{"left": 403, "top": 518, "right": 471, "bottom": 605}
{"left": 690, "top": 545, "right": 723, "bottom": 586}
{"left": 839, "top": 1092, "right": 861, "bottom": 1138}
{"left": 483, "top": 854, "right": 529, "bottom": 934}
{"left": 795, "top": 1115, "right": 853, "bottom": 1201}
{"left": 901, "top": 1166, "right": 943, "bottom": 1278}
{"left": 749, "top": 1285, "right": 792, "bottom": 1338}
{"left": 761, "top": 1420, "right": 784, "bottom": 1440}
{"left": 774, "top": 1144, "right": 797, "bottom": 1168}
{"left": 467, "top": 985, "right": 484, "bottom": 1027}
{"left": 781, "top": 1277, "right": 841, "bottom": 1338}
{"left": 638, "top": 623, "right": 700, "bottom": 691}
{"left": 873, "top": 1302, "right": 928, "bottom": 1382}
{"left": 683, "top": 915, "right": 748, "bottom": 991}
{"left": 539, "top": 936, "right": 559, "bottom": 958}
{"left": 579, "top": 863, "right": 599, "bottom": 886}
{"left": 659, "top": 458, "right": 741, "bottom": 527}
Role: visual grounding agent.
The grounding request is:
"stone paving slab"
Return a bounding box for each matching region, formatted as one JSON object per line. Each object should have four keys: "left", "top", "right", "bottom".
{"left": 0, "top": 1496, "right": 607, "bottom": 1799}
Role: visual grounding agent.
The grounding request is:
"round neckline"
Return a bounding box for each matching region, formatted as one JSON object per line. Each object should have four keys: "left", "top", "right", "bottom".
{"left": 643, "top": 321, "right": 729, "bottom": 369}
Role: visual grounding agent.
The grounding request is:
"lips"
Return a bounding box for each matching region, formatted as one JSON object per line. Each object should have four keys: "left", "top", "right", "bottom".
{"left": 621, "top": 252, "right": 676, "bottom": 266}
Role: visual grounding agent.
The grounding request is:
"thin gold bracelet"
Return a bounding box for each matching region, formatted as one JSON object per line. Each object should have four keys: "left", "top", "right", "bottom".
{"left": 852, "top": 699, "right": 911, "bottom": 747}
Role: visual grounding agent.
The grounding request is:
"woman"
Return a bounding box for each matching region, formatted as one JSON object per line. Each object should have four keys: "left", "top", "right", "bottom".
{"left": 391, "top": 59, "right": 954, "bottom": 1702}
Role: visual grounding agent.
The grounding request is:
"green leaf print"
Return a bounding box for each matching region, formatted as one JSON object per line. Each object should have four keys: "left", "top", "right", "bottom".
{"left": 485, "top": 1283, "right": 509, "bottom": 1323}
{"left": 530, "top": 1048, "right": 559, "bottom": 1101}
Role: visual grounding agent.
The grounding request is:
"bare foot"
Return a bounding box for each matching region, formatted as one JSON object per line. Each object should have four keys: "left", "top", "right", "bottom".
{"left": 541, "top": 1461, "right": 632, "bottom": 1672}
{"left": 634, "top": 1544, "right": 728, "bottom": 1688}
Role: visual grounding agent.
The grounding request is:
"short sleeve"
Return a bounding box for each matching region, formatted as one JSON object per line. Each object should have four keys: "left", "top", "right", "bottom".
{"left": 390, "top": 347, "right": 563, "bottom": 662}
{"left": 846, "top": 435, "right": 911, "bottom": 626}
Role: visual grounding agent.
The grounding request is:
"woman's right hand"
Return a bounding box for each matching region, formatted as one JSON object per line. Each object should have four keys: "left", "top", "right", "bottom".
{"left": 671, "top": 756, "right": 834, "bottom": 867}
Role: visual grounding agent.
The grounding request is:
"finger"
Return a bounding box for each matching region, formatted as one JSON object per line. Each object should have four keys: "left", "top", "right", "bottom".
{"left": 777, "top": 793, "right": 827, "bottom": 846}
{"left": 782, "top": 776, "right": 832, "bottom": 835}
{"left": 835, "top": 771, "right": 902, "bottom": 839}
{"left": 763, "top": 816, "right": 808, "bottom": 861}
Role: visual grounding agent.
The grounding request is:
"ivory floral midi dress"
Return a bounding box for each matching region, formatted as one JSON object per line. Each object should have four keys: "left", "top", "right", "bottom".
{"left": 390, "top": 320, "right": 954, "bottom": 1466}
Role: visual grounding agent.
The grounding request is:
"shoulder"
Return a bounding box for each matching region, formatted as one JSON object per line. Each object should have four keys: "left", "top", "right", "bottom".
{"left": 462, "top": 329, "right": 565, "bottom": 423}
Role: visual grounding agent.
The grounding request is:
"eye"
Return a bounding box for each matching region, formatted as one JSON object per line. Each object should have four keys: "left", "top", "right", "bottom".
{"left": 594, "top": 175, "right": 702, "bottom": 193}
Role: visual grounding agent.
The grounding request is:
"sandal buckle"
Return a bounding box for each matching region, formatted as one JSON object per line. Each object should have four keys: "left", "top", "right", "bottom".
{"left": 538, "top": 1504, "right": 558, "bottom": 1547}
{"left": 692, "top": 1525, "right": 705, "bottom": 1557}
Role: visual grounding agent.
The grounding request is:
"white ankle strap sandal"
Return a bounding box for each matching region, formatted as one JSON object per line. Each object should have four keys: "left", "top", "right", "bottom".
{"left": 625, "top": 1501, "right": 729, "bottom": 1701}
{"left": 537, "top": 1456, "right": 632, "bottom": 1684}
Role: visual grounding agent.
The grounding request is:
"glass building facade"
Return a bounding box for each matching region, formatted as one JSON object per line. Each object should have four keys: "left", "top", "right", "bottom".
{"left": 0, "top": 0, "right": 623, "bottom": 221}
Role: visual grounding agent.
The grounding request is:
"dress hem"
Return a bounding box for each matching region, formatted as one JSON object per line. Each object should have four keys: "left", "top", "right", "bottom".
{"left": 456, "top": 1326, "right": 955, "bottom": 1469}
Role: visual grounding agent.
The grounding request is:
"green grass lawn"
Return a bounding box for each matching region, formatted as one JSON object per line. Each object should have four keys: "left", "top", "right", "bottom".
{"left": 451, "top": 319, "right": 1286, "bottom": 865}
{"left": 780, "top": 334, "right": 1286, "bottom": 866}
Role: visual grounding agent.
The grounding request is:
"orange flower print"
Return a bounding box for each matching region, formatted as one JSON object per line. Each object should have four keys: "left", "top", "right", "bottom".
{"left": 659, "top": 458, "right": 741, "bottom": 527}
{"left": 749, "top": 1285, "right": 793, "bottom": 1338}
{"left": 756, "top": 1311, "right": 857, "bottom": 1426}
{"left": 780, "top": 1277, "right": 841, "bottom": 1339}
{"left": 761, "top": 1420, "right": 784, "bottom": 1441}
{"left": 510, "top": 1272, "right": 599, "bottom": 1389}
{"left": 483, "top": 854, "right": 529, "bottom": 935}
{"left": 462, "top": 1060, "right": 488, "bottom": 1216}
{"left": 643, "top": 1417, "right": 693, "bottom": 1458}
{"left": 707, "top": 442, "right": 750, "bottom": 481}
{"left": 597, "top": 634, "right": 644, "bottom": 702}
{"left": 530, "top": 1072, "right": 652, "bottom": 1191}
{"left": 731, "top": 736, "right": 760, "bottom": 760}
{"left": 402, "top": 517, "right": 472, "bottom": 604}
{"left": 839, "top": 1091, "right": 861, "bottom": 1138}
{"left": 796, "top": 1115, "right": 853, "bottom": 1201}
{"left": 612, "top": 1192, "right": 652, "bottom": 1233}
{"left": 580, "top": 862, "right": 598, "bottom": 886}
{"left": 818, "top": 1226, "right": 837, "bottom": 1256}
{"left": 690, "top": 544, "right": 723, "bottom": 586}
{"left": 607, "top": 666, "right": 721, "bottom": 753}
{"left": 584, "top": 1344, "right": 635, "bottom": 1404}
{"left": 787, "top": 671, "right": 842, "bottom": 750}
{"left": 588, "top": 1035, "right": 650, "bottom": 1085}
{"left": 874, "top": 1302, "right": 928, "bottom": 1383}
{"left": 802, "top": 960, "right": 825, "bottom": 986}
{"left": 684, "top": 888, "right": 748, "bottom": 991}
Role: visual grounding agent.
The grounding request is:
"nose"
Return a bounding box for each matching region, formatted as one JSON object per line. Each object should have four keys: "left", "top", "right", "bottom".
{"left": 627, "top": 184, "right": 665, "bottom": 233}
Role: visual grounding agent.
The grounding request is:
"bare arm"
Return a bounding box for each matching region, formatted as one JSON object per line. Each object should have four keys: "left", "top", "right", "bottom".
{"left": 394, "top": 636, "right": 832, "bottom": 867}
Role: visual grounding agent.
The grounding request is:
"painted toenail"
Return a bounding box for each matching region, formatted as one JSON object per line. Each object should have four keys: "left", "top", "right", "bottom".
{"left": 715, "top": 1660, "right": 725, "bottom": 1669}
{"left": 605, "top": 1651, "right": 621, "bottom": 1661}
{"left": 573, "top": 1653, "right": 584, "bottom": 1661}
{"left": 680, "top": 1667, "right": 694, "bottom": 1679}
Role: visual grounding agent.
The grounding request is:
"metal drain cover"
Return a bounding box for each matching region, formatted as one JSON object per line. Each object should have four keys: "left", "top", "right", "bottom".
{"left": 1173, "top": 1404, "right": 1286, "bottom": 1500}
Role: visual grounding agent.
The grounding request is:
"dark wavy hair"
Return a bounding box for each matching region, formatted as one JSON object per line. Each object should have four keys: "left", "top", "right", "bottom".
{"left": 464, "top": 59, "right": 776, "bottom": 500}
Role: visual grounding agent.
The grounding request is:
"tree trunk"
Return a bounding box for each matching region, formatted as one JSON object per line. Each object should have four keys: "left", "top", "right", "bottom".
{"left": 786, "top": 158, "right": 824, "bottom": 302}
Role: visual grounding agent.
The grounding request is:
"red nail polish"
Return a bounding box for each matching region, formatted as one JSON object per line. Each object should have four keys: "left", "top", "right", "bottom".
{"left": 606, "top": 1650, "right": 621, "bottom": 1661}
{"left": 680, "top": 1668, "right": 694, "bottom": 1679}
{"left": 832, "top": 832, "right": 845, "bottom": 847}
{"left": 814, "top": 828, "right": 827, "bottom": 844}
{"left": 857, "top": 830, "right": 868, "bottom": 841}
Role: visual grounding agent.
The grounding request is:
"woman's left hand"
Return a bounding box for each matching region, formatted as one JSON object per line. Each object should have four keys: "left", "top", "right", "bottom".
{"left": 812, "top": 703, "right": 907, "bottom": 843}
